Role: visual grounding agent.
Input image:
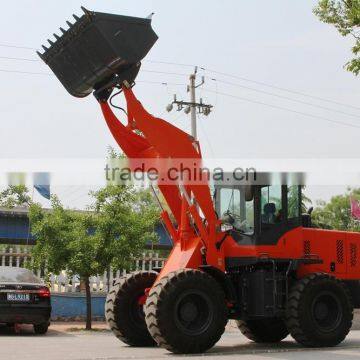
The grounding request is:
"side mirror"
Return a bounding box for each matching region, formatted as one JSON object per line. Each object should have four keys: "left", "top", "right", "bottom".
{"left": 244, "top": 186, "right": 254, "bottom": 202}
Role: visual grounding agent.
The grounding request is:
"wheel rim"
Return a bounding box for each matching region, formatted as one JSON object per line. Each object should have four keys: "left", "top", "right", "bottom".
{"left": 128, "top": 291, "right": 146, "bottom": 330}
{"left": 174, "top": 289, "right": 214, "bottom": 336}
{"left": 311, "top": 291, "right": 343, "bottom": 333}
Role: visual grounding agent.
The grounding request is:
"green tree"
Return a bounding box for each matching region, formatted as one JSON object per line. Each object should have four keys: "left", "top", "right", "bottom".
{"left": 0, "top": 185, "right": 31, "bottom": 208}
{"left": 29, "top": 185, "right": 160, "bottom": 330}
{"left": 288, "top": 186, "right": 312, "bottom": 217}
{"left": 312, "top": 188, "right": 360, "bottom": 231}
{"left": 314, "top": 0, "right": 360, "bottom": 75}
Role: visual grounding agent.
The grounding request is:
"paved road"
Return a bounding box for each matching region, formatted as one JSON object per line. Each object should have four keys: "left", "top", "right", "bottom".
{"left": 1, "top": 325, "right": 360, "bottom": 360}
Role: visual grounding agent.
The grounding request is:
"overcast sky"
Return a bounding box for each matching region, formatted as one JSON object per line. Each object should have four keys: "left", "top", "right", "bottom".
{"left": 0, "top": 0, "right": 358, "bottom": 207}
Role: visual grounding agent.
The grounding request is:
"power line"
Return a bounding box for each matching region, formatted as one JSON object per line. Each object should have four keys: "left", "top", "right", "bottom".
{"left": 0, "top": 42, "right": 358, "bottom": 111}
{"left": 0, "top": 66, "right": 188, "bottom": 78}
{"left": 0, "top": 55, "right": 196, "bottom": 70}
{"left": 0, "top": 43, "right": 35, "bottom": 50}
{"left": 0, "top": 68, "right": 187, "bottom": 87}
{"left": 198, "top": 116, "right": 215, "bottom": 158}
{"left": 1, "top": 66, "right": 357, "bottom": 130}
{"left": 0, "top": 55, "right": 39, "bottom": 62}
{"left": 0, "top": 44, "right": 360, "bottom": 118}
{"left": 209, "top": 77, "right": 360, "bottom": 119}
{"left": 0, "top": 69, "right": 52, "bottom": 76}
{"left": 0, "top": 45, "right": 358, "bottom": 111}
{"left": 0, "top": 43, "right": 196, "bottom": 67}
{"left": 202, "top": 88, "right": 360, "bottom": 130}
{"left": 142, "top": 69, "right": 188, "bottom": 77}
{"left": 137, "top": 80, "right": 186, "bottom": 86}
{"left": 144, "top": 59, "right": 195, "bottom": 68}
{"left": 201, "top": 67, "right": 360, "bottom": 112}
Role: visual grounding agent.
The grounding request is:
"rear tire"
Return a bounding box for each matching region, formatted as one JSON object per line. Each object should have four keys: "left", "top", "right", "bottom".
{"left": 237, "top": 318, "right": 289, "bottom": 343}
{"left": 34, "top": 323, "right": 49, "bottom": 334}
{"left": 105, "top": 271, "right": 157, "bottom": 347}
{"left": 145, "top": 269, "right": 228, "bottom": 354}
{"left": 286, "top": 273, "right": 353, "bottom": 347}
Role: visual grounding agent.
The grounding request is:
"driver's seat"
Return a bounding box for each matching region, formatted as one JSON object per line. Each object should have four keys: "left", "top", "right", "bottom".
{"left": 262, "top": 203, "right": 276, "bottom": 224}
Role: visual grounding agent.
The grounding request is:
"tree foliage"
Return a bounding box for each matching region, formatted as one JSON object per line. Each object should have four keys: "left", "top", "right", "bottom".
{"left": 288, "top": 186, "right": 312, "bottom": 217}
{"left": 314, "top": 0, "right": 360, "bottom": 75}
{"left": 312, "top": 187, "right": 360, "bottom": 231}
{"left": 28, "top": 184, "right": 160, "bottom": 329}
{"left": 0, "top": 185, "right": 31, "bottom": 208}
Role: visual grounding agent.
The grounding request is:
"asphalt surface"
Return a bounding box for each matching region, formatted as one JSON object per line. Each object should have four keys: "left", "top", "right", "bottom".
{"left": 1, "top": 324, "right": 360, "bottom": 360}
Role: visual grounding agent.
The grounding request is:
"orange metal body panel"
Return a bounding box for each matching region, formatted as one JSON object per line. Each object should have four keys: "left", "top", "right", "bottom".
{"left": 99, "top": 87, "right": 360, "bottom": 283}
{"left": 157, "top": 237, "right": 203, "bottom": 280}
{"left": 222, "top": 227, "right": 360, "bottom": 280}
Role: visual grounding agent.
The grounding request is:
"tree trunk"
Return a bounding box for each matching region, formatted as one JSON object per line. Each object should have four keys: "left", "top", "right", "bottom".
{"left": 85, "top": 277, "right": 92, "bottom": 330}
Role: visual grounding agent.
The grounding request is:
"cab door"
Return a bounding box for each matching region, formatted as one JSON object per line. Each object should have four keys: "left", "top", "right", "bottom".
{"left": 256, "top": 185, "right": 301, "bottom": 246}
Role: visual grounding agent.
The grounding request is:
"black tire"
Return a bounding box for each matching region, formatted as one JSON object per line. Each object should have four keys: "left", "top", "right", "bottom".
{"left": 34, "top": 323, "right": 49, "bottom": 335}
{"left": 286, "top": 273, "right": 353, "bottom": 347}
{"left": 236, "top": 318, "right": 289, "bottom": 343}
{"left": 145, "top": 269, "right": 228, "bottom": 354}
{"left": 105, "top": 271, "right": 157, "bottom": 347}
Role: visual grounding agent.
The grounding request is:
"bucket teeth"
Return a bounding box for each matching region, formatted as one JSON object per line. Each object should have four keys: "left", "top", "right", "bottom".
{"left": 66, "top": 21, "right": 73, "bottom": 27}
{"left": 60, "top": 27, "right": 66, "bottom": 34}
{"left": 81, "top": 6, "right": 92, "bottom": 16}
{"left": 48, "top": 39, "right": 55, "bottom": 45}
{"left": 73, "top": 14, "right": 80, "bottom": 21}
{"left": 42, "top": 45, "right": 48, "bottom": 51}
{"left": 36, "top": 51, "right": 44, "bottom": 60}
{"left": 53, "top": 33, "right": 60, "bottom": 40}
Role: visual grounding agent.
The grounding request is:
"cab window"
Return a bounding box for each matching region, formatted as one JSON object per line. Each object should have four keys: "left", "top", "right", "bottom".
{"left": 220, "top": 187, "right": 254, "bottom": 235}
{"left": 261, "top": 185, "right": 283, "bottom": 224}
{"left": 288, "top": 185, "right": 300, "bottom": 218}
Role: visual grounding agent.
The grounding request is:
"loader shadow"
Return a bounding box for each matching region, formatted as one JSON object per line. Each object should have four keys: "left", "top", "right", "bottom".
{"left": 167, "top": 337, "right": 360, "bottom": 358}
{"left": 207, "top": 339, "right": 301, "bottom": 356}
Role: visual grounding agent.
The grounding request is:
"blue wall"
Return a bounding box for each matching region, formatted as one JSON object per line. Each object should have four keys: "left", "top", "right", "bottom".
{"left": 0, "top": 211, "right": 171, "bottom": 247}
{"left": 155, "top": 224, "right": 173, "bottom": 247}
{"left": 51, "top": 293, "right": 106, "bottom": 320}
{"left": 0, "top": 216, "right": 34, "bottom": 241}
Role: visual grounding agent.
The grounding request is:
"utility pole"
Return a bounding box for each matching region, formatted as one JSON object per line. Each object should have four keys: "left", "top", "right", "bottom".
{"left": 189, "top": 73, "right": 197, "bottom": 140}
{"left": 166, "top": 67, "right": 213, "bottom": 141}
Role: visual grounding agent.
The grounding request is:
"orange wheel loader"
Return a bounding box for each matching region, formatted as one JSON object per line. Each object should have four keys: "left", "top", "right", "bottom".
{"left": 38, "top": 8, "right": 360, "bottom": 354}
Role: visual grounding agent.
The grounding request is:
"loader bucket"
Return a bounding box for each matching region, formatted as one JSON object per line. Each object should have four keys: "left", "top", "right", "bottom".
{"left": 37, "top": 7, "right": 158, "bottom": 98}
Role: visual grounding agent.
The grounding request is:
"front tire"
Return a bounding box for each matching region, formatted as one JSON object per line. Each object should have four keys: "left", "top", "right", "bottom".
{"left": 145, "top": 269, "right": 228, "bottom": 354}
{"left": 286, "top": 273, "right": 353, "bottom": 347}
{"left": 105, "top": 271, "right": 157, "bottom": 347}
{"left": 34, "top": 323, "right": 49, "bottom": 334}
{"left": 237, "top": 318, "right": 289, "bottom": 343}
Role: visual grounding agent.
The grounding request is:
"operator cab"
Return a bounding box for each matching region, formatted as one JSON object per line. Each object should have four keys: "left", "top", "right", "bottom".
{"left": 214, "top": 181, "right": 302, "bottom": 246}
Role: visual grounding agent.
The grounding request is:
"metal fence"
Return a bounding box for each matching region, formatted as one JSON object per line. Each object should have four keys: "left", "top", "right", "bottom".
{"left": 0, "top": 246, "right": 166, "bottom": 293}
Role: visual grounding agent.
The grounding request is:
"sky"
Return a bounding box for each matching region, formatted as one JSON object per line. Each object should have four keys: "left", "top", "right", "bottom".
{"left": 0, "top": 0, "right": 359, "bottom": 208}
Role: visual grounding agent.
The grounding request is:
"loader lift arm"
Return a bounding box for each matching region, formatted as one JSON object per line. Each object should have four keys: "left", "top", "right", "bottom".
{"left": 99, "top": 85, "right": 223, "bottom": 274}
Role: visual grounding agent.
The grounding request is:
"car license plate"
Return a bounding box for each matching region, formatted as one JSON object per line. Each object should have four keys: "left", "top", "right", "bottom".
{"left": 7, "top": 293, "right": 30, "bottom": 302}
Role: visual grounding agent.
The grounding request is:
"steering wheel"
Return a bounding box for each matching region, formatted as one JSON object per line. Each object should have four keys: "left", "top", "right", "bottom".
{"left": 222, "top": 211, "right": 249, "bottom": 232}
{"left": 222, "top": 210, "right": 240, "bottom": 224}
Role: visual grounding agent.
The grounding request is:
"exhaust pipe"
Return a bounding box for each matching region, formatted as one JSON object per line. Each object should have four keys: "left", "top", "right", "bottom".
{"left": 37, "top": 7, "right": 158, "bottom": 98}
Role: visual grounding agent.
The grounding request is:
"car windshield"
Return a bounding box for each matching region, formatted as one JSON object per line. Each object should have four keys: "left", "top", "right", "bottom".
{"left": 0, "top": 267, "right": 42, "bottom": 284}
